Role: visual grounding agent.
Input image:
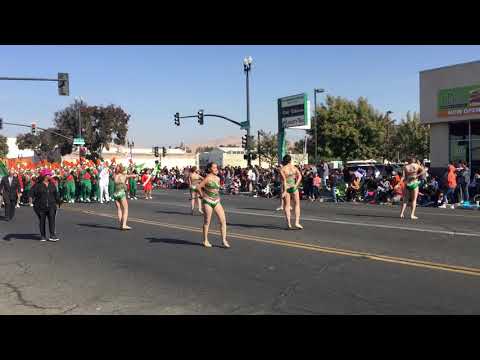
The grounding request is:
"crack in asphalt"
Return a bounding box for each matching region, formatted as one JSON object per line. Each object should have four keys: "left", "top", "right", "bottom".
{"left": 0, "top": 282, "right": 63, "bottom": 312}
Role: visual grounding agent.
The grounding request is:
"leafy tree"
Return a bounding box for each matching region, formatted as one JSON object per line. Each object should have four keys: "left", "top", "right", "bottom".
{"left": 392, "top": 112, "right": 429, "bottom": 162}
{"left": 0, "top": 135, "right": 8, "bottom": 158}
{"left": 308, "top": 96, "right": 393, "bottom": 162}
{"left": 257, "top": 131, "right": 278, "bottom": 168}
{"left": 196, "top": 146, "right": 215, "bottom": 153}
{"left": 53, "top": 100, "right": 130, "bottom": 161}
{"left": 16, "top": 128, "right": 63, "bottom": 162}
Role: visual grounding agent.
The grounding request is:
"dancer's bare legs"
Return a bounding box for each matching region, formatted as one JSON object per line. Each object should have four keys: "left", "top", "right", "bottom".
{"left": 283, "top": 193, "right": 292, "bottom": 228}
{"left": 214, "top": 203, "right": 229, "bottom": 248}
{"left": 202, "top": 204, "right": 213, "bottom": 247}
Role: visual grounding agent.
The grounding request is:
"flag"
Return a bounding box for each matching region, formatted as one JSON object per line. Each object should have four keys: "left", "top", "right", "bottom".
{"left": 0, "top": 161, "right": 8, "bottom": 177}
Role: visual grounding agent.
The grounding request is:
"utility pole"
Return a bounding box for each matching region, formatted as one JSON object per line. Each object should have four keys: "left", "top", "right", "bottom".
{"left": 258, "top": 130, "right": 261, "bottom": 168}
{"left": 314, "top": 88, "right": 325, "bottom": 165}
{"left": 244, "top": 56, "right": 253, "bottom": 167}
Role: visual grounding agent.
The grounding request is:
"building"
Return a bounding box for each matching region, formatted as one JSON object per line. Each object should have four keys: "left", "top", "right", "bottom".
{"left": 420, "top": 60, "right": 480, "bottom": 176}
{"left": 198, "top": 146, "right": 308, "bottom": 169}
{"left": 63, "top": 144, "right": 198, "bottom": 169}
{"left": 5, "top": 137, "right": 34, "bottom": 159}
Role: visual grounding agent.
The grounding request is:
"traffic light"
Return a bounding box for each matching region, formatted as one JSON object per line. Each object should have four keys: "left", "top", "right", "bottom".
{"left": 174, "top": 112, "right": 180, "bottom": 126}
{"left": 58, "top": 73, "right": 69, "bottom": 96}
{"left": 154, "top": 146, "right": 159, "bottom": 157}
{"left": 162, "top": 147, "right": 167, "bottom": 157}
{"left": 0, "top": 118, "right": 3, "bottom": 130}
{"left": 241, "top": 135, "right": 247, "bottom": 149}
{"left": 251, "top": 153, "right": 257, "bottom": 161}
{"left": 197, "top": 109, "right": 204, "bottom": 125}
{"left": 31, "top": 122, "right": 37, "bottom": 135}
{"left": 248, "top": 135, "right": 254, "bottom": 150}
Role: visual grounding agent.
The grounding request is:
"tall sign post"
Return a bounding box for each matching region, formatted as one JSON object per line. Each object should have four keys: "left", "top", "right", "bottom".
{"left": 277, "top": 93, "right": 310, "bottom": 165}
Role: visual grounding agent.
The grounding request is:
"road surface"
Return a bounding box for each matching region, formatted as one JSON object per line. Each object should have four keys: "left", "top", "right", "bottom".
{"left": 1, "top": 189, "right": 480, "bottom": 314}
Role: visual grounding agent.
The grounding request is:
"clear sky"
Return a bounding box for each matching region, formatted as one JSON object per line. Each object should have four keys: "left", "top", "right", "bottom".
{"left": 0, "top": 45, "right": 479, "bottom": 147}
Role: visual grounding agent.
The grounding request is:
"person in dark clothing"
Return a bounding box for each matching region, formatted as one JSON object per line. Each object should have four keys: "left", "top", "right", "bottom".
{"left": 0, "top": 169, "right": 21, "bottom": 221}
{"left": 30, "top": 169, "right": 61, "bottom": 242}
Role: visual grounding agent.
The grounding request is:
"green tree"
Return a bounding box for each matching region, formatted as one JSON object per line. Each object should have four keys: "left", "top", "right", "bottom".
{"left": 16, "top": 128, "right": 63, "bottom": 162}
{"left": 53, "top": 100, "right": 130, "bottom": 161}
{"left": 0, "top": 135, "right": 8, "bottom": 158}
{"left": 392, "top": 112, "right": 429, "bottom": 161}
{"left": 258, "top": 131, "right": 278, "bottom": 168}
{"left": 308, "top": 96, "right": 388, "bottom": 162}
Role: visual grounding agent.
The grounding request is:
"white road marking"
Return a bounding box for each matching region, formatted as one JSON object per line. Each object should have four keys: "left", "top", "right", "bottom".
{"left": 146, "top": 199, "right": 480, "bottom": 238}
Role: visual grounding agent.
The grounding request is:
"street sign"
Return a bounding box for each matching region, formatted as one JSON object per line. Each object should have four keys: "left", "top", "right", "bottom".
{"left": 240, "top": 121, "right": 249, "bottom": 130}
{"left": 73, "top": 137, "right": 85, "bottom": 145}
{"left": 278, "top": 93, "right": 308, "bottom": 129}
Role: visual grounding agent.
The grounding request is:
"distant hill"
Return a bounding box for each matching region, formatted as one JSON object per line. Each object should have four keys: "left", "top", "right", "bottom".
{"left": 188, "top": 135, "right": 241, "bottom": 153}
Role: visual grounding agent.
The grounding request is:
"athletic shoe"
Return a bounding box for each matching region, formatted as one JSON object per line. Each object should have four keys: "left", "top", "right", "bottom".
{"left": 29, "top": 203, "right": 33, "bottom": 207}
{"left": 439, "top": 204, "right": 446, "bottom": 208}
{"left": 275, "top": 207, "right": 283, "bottom": 211}
{"left": 16, "top": 205, "right": 20, "bottom": 208}
{"left": 48, "top": 236, "right": 59, "bottom": 242}
{"left": 40, "top": 237, "right": 48, "bottom": 242}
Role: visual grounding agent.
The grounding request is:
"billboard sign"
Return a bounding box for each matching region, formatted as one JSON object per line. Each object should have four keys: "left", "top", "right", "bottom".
{"left": 438, "top": 84, "right": 480, "bottom": 117}
{"left": 279, "top": 93, "right": 308, "bottom": 128}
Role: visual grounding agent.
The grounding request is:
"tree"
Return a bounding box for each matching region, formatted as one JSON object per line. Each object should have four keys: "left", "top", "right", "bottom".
{"left": 0, "top": 135, "right": 8, "bottom": 158}
{"left": 308, "top": 95, "right": 392, "bottom": 162}
{"left": 16, "top": 128, "right": 63, "bottom": 162}
{"left": 196, "top": 146, "right": 215, "bottom": 153}
{"left": 53, "top": 100, "right": 130, "bottom": 161}
{"left": 392, "top": 112, "right": 429, "bottom": 162}
{"left": 258, "top": 131, "right": 278, "bottom": 168}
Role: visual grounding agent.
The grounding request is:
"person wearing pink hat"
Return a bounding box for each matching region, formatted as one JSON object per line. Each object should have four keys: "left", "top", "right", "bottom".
{"left": 30, "top": 169, "right": 61, "bottom": 242}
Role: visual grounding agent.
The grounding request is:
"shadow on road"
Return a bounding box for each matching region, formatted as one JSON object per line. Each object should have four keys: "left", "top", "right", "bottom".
{"left": 338, "top": 213, "right": 401, "bottom": 219}
{"left": 77, "top": 223, "right": 120, "bottom": 230}
{"left": 145, "top": 237, "right": 202, "bottom": 247}
{"left": 240, "top": 207, "right": 273, "bottom": 212}
{"left": 3, "top": 233, "right": 42, "bottom": 241}
{"left": 227, "top": 222, "right": 284, "bottom": 230}
{"left": 156, "top": 210, "right": 189, "bottom": 216}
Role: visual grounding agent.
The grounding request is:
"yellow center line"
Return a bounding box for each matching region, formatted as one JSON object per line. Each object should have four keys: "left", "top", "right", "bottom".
{"left": 68, "top": 207, "right": 480, "bottom": 278}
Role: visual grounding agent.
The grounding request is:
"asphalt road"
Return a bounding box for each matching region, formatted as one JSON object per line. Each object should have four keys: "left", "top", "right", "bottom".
{"left": 1, "top": 189, "right": 480, "bottom": 314}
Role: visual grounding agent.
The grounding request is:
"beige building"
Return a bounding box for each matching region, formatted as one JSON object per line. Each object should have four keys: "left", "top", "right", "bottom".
{"left": 198, "top": 146, "right": 308, "bottom": 169}
{"left": 64, "top": 144, "right": 197, "bottom": 169}
{"left": 420, "top": 60, "right": 480, "bottom": 175}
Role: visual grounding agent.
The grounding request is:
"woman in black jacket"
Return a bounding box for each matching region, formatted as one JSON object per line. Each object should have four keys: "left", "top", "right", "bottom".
{"left": 30, "top": 169, "right": 61, "bottom": 242}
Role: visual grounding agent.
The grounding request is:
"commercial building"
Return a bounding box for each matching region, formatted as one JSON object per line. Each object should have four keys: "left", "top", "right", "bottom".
{"left": 198, "top": 146, "right": 308, "bottom": 169}
{"left": 420, "top": 60, "right": 480, "bottom": 176}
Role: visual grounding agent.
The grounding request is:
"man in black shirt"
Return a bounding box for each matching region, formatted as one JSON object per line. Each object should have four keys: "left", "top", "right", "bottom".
{"left": 0, "top": 169, "right": 21, "bottom": 221}
{"left": 30, "top": 169, "right": 61, "bottom": 242}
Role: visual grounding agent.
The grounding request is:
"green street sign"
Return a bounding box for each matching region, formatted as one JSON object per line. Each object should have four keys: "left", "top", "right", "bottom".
{"left": 240, "top": 121, "right": 249, "bottom": 130}
{"left": 73, "top": 137, "right": 85, "bottom": 145}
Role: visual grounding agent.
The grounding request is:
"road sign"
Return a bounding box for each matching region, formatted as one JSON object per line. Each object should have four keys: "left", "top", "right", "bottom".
{"left": 278, "top": 93, "right": 308, "bottom": 129}
{"left": 73, "top": 137, "right": 85, "bottom": 145}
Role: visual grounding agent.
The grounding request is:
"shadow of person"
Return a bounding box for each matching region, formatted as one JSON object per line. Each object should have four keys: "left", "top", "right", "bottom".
{"left": 3, "top": 233, "right": 42, "bottom": 242}
{"left": 77, "top": 223, "right": 120, "bottom": 230}
{"left": 145, "top": 237, "right": 203, "bottom": 247}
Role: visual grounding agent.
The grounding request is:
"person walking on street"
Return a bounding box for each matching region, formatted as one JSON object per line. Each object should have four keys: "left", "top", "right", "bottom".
{"left": 112, "top": 164, "right": 137, "bottom": 230}
{"left": 197, "top": 162, "right": 230, "bottom": 248}
{"left": 446, "top": 161, "right": 457, "bottom": 208}
{"left": 0, "top": 169, "right": 21, "bottom": 221}
{"left": 460, "top": 160, "right": 471, "bottom": 203}
{"left": 280, "top": 155, "right": 303, "bottom": 230}
{"left": 30, "top": 169, "right": 61, "bottom": 241}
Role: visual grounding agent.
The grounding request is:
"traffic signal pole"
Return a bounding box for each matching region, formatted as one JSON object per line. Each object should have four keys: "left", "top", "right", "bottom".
{"left": 1, "top": 121, "right": 74, "bottom": 141}
{"left": 0, "top": 73, "right": 70, "bottom": 96}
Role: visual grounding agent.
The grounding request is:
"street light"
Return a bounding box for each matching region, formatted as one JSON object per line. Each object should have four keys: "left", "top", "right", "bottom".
{"left": 384, "top": 111, "right": 393, "bottom": 163}
{"left": 127, "top": 140, "right": 135, "bottom": 160}
{"left": 314, "top": 88, "right": 325, "bottom": 165}
{"left": 75, "top": 96, "right": 84, "bottom": 163}
{"left": 243, "top": 56, "right": 253, "bottom": 167}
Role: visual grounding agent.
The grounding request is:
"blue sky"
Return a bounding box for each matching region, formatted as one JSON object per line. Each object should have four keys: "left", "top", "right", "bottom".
{"left": 0, "top": 45, "right": 479, "bottom": 147}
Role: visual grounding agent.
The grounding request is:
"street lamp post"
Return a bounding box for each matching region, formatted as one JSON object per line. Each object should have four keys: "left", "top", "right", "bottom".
{"left": 76, "top": 97, "right": 83, "bottom": 164}
{"left": 243, "top": 56, "right": 253, "bottom": 167}
{"left": 127, "top": 140, "right": 135, "bottom": 161}
{"left": 314, "top": 88, "right": 325, "bottom": 165}
{"left": 385, "top": 111, "right": 393, "bottom": 163}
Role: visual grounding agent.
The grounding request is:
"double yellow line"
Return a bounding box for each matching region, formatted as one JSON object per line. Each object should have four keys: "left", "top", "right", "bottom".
{"left": 72, "top": 208, "right": 480, "bottom": 278}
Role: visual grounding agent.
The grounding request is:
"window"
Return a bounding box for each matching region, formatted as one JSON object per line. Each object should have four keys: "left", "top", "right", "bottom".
{"left": 449, "top": 121, "right": 469, "bottom": 164}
